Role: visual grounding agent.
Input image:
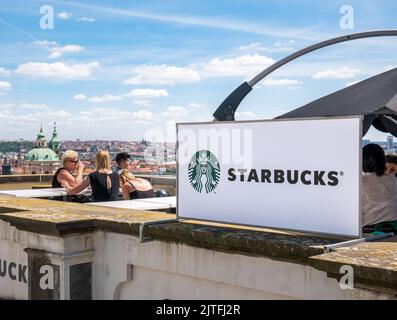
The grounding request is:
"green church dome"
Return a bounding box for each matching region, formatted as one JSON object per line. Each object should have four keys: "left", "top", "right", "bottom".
{"left": 24, "top": 148, "right": 60, "bottom": 162}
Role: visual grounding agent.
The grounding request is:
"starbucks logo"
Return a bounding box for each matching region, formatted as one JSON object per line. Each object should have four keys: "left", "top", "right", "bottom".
{"left": 188, "top": 150, "right": 220, "bottom": 193}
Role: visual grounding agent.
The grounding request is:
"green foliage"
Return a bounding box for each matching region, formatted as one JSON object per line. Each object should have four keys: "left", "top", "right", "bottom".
{"left": 0, "top": 141, "right": 34, "bottom": 153}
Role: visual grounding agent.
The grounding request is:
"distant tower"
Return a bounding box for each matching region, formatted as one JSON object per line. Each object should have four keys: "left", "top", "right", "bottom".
{"left": 36, "top": 121, "right": 47, "bottom": 148}
{"left": 17, "top": 150, "right": 23, "bottom": 167}
{"left": 387, "top": 135, "right": 394, "bottom": 151}
{"left": 49, "top": 122, "right": 61, "bottom": 156}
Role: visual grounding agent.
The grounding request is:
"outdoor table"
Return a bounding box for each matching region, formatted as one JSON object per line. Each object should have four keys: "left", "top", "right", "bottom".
{"left": 0, "top": 188, "right": 91, "bottom": 201}
{"left": 0, "top": 188, "right": 68, "bottom": 198}
{"left": 134, "top": 196, "right": 176, "bottom": 208}
{"left": 86, "top": 199, "right": 172, "bottom": 211}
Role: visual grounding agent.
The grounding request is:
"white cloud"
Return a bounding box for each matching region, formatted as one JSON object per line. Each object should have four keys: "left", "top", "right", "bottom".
{"left": 202, "top": 54, "right": 274, "bottom": 78}
{"left": 58, "top": 12, "right": 73, "bottom": 20}
{"left": 168, "top": 106, "right": 187, "bottom": 113}
{"left": 239, "top": 40, "right": 295, "bottom": 53}
{"left": 43, "top": 110, "right": 73, "bottom": 119}
{"left": 0, "top": 67, "right": 11, "bottom": 76}
{"left": 49, "top": 45, "right": 84, "bottom": 59}
{"left": 77, "top": 107, "right": 153, "bottom": 122}
{"left": 77, "top": 17, "right": 96, "bottom": 22}
{"left": 73, "top": 94, "right": 87, "bottom": 101}
{"left": 124, "top": 88, "right": 169, "bottom": 98}
{"left": 162, "top": 106, "right": 189, "bottom": 118}
{"left": 261, "top": 78, "right": 301, "bottom": 86}
{"left": 0, "top": 103, "right": 14, "bottom": 109}
{"left": 15, "top": 61, "right": 99, "bottom": 79}
{"left": 0, "top": 105, "right": 154, "bottom": 137}
{"left": 130, "top": 110, "right": 153, "bottom": 121}
{"left": 345, "top": 80, "right": 362, "bottom": 87}
{"left": 33, "top": 40, "right": 57, "bottom": 47}
{"left": 188, "top": 102, "right": 206, "bottom": 109}
{"left": 85, "top": 88, "right": 168, "bottom": 104}
{"left": 313, "top": 66, "right": 361, "bottom": 79}
{"left": 235, "top": 111, "right": 256, "bottom": 120}
{"left": 88, "top": 94, "right": 124, "bottom": 103}
{"left": 124, "top": 64, "right": 201, "bottom": 85}
{"left": 274, "top": 40, "right": 297, "bottom": 47}
{"left": 0, "top": 81, "right": 11, "bottom": 90}
{"left": 124, "top": 56, "right": 277, "bottom": 85}
{"left": 0, "top": 108, "right": 73, "bottom": 125}
{"left": 239, "top": 42, "right": 263, "bottom": 51}
{"left": 132, "top": 100, "right": 151, "bottom": 107}
{"left": 19, "top": 104, "right": 51, "bottom": 110}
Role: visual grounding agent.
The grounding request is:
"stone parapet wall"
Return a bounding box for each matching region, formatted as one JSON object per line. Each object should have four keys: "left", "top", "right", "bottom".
{"left": 0, "top": 174, "right": 177, "bottom": 194}
{"left": 0, "top": 195, "right": 395, "bottom": 299}
{"left": 0, "top": 174, "right": 53, "bottom": 184}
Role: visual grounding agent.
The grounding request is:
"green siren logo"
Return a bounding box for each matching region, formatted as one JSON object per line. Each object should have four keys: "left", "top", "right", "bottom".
{"left": 188, "top": 150, "right": 220, "bottom": 193}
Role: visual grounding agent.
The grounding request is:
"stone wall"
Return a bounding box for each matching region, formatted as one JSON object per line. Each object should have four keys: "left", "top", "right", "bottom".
{"left": 0, "top": 196, "right": 396, "bottom": 300}
{"left": 93, "top": 231, "right": 394, "bottom": 300}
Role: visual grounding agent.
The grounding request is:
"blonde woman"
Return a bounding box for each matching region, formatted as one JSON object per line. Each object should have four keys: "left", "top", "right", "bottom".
{"left": 119, "top": 169, "right": 154, "bottom": 200}
{"left": 52, "top": 150, "right": 84, "bottom": 188}
{"left": 62, "top": 150, "right": 119, "bottom": 202}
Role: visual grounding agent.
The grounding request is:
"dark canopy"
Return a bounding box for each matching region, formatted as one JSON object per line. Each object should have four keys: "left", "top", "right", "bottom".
{"left": 277, "top": 68, "right": 397, "bottom": 136}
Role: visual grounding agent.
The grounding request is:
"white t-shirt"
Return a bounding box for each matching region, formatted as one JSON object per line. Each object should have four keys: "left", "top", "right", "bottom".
{"left": 362, "top": 172, "right": 397, "bottom": 226}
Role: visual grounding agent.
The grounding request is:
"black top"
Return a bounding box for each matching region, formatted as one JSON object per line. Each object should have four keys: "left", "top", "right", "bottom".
{"left": 89, "top": 171, "right": 120, "bottom": 202}
{"left": 52, "top": 168, "right": 69, "bottom": 188}
{"left": 128, "top": 181, "right": 154, "bottom": 199}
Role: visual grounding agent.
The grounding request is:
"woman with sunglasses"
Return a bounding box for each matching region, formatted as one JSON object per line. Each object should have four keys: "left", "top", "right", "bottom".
{"left": 62, "top": 149, "right": 119, "bottom": 202}
{"left": 52, "top": 150, "right": 85, "bottom": 188}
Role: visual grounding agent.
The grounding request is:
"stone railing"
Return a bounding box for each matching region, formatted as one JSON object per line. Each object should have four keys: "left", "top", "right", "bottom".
{"left": 0, "top": 174, "right": 53, "bottom": 184}
{"left": 0, "top": 174, "right": 177, "bottom": 194}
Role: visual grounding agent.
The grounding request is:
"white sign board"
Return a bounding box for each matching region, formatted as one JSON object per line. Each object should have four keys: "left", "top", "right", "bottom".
{"left": 0, "top": 219, "right": 28, "bottom": 299}
{"left": 177, "top": 116, "right": 362, "bottom": 237}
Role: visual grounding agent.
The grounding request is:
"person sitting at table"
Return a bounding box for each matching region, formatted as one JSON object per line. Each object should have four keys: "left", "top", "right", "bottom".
{"left": 62, "top": 150, "right": 119, "bottom": 202}
{"left": 362, "top": 144, "right": 397, "bottom": 231}
{"left": 115, "top": 152, "right": 130, "bottom": 174}
{"left": 52, "top": 150, "right": 84, "bottom": 188}
{"left": 119, "top": 169, "right": 154, "bottom": 200}
{"left": 386, "top": 154, "right": 397, "bottom": 176}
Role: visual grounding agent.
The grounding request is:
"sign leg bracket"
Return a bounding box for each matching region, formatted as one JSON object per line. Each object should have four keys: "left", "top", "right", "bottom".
{"left": 323, "top": 232, "right": 394, "bottom": 253}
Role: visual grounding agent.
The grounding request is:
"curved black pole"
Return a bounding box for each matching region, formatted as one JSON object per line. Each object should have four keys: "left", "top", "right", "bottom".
{"left": 213, "top": 30, "right": 397, "bottom": 121}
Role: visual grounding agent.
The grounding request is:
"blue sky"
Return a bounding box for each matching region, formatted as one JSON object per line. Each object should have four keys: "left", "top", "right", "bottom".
{"left": 0, "top": 0, "right": 396, "bottom": 141}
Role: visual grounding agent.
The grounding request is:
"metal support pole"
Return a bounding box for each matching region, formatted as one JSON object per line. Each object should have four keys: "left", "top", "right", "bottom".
{"left": 213, "top": 30, "right": 397, "bottom": 121}
{"left": 323, "top": 232, "right": 394, "bottom": 253}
